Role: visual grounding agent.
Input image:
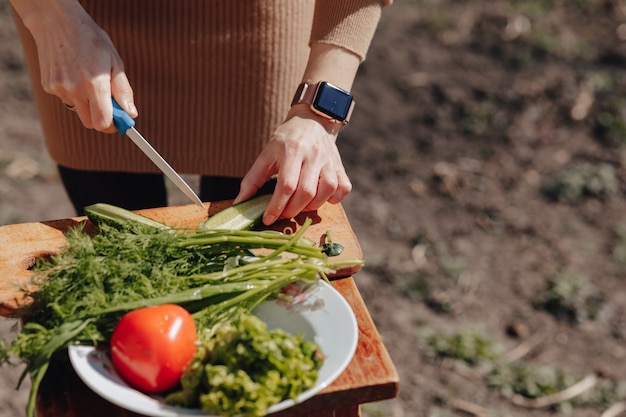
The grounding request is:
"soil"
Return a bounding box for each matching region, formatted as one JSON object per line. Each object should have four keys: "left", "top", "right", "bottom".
{"left": 3, "top": 1, "right": 626, "bottom": 416}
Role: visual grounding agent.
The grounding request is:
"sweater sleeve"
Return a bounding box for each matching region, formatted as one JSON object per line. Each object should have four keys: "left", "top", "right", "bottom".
{"left": 310, "top": 0, "right": 391, "bottom": 61}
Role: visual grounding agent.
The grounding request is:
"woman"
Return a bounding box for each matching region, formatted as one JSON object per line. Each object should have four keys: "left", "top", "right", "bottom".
{"left": 9, "top": 0, "right": 390, "bottom": 225}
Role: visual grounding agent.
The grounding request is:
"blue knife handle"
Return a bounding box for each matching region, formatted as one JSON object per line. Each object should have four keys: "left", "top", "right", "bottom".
{"left": 111, "top": 98, "right": 135, "bottom": 134}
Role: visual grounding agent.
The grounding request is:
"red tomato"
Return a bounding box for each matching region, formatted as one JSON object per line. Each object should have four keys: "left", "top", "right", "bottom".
{"left": 110, "top": 304, "right": 197, "bottom": 393}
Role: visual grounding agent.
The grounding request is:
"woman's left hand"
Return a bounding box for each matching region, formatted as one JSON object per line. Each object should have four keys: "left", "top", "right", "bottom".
{"left": 234, "top": 105, "right": 352, "bottom": 225}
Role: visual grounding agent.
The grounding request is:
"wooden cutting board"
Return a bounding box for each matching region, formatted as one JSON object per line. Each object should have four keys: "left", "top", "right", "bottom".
{"left": 0, "top": 202, "right": 362, "bottom": 317}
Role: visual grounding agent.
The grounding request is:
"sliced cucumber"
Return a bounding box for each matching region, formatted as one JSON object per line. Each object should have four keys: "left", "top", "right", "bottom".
{"left": 85, "top": 203, "right": 170, "bottom": 231}
{"left": 200, "top": 194, "right": 271, "bottom": 230}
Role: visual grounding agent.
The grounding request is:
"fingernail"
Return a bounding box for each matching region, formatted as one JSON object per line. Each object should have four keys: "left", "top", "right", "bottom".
{"left": 127, "top": 101, "right": 138, "bottom": 117}
{"left": 263, "top": 215, "right": 275, "bottom": 225}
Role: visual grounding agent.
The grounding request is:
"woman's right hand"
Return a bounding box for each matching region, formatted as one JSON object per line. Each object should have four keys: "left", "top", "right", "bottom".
{"left": 11, "top": 0, "right": 137, "bottom": 132}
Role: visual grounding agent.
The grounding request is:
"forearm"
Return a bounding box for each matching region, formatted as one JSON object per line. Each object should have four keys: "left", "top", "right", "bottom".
{"left": 300, "top": 43, "right": 361, "bottom": 91}
{"left": 286, "top": 43, "right": 361, "bottom": 133}
{"left": 291, "top": 0, "right": 388, "bottom": 121}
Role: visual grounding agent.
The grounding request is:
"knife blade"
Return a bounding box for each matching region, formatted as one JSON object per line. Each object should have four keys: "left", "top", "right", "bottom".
{"left": 111, "top": 99, "right": 205, "bottom": 208}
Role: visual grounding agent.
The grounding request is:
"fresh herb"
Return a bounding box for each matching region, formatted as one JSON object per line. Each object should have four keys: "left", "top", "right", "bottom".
{"left": 166, "top": 310, "right": 324, "bottom": 417}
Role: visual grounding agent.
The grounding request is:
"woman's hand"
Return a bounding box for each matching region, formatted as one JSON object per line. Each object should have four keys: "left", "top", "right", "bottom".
{"left": 234, "top": 106, "right": 352, "bottom": 225}
{"left": 234, "top": 42, "right": 361, "bottom": 225}
{"left": 11, "top": 0, "right": 136, "bottom": 131}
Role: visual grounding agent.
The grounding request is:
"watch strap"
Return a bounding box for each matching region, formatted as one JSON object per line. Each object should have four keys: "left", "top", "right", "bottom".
{"left": 290, "top": 82, "right": 318, "bottom": 107}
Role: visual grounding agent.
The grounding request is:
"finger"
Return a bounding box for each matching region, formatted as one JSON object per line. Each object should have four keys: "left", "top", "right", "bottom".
{"left": 111, "top": 70, "right": 137, "bottom": 118}
{"left": 234, "top": 156, "right": 275, "bottom": 205}
{"left": 87, "top": 73, "right": 115, "bottom": 132}
{"left": 48, "top": 72, "right": 101, "bottom": 130}
{"left": 262, "top": 163, "right": 300, "bottom": 225}
{"left": 327, "top": 168, "right": 352, "bottom": 204}
{"left": 49, "top": 80, "right": 97, "bottom": 129}
{"left": 280, "top": 170, "right": 321, "bottom": 219}
{"left": 56, "top": 90, "right": 87, "bottom": 122}
{"left": 302, "top": 172, "right": 339, "bottom": 213}
{"left": 71, "top": 98, "right": 95, "bottom": 130}
{"left": 65, "top": 98, "right": 117, "bottom": 134}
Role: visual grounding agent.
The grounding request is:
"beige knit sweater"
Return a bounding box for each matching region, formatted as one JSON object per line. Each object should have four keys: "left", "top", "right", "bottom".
{"left": 13, "top": 0, "right": 389, "bottom": 176}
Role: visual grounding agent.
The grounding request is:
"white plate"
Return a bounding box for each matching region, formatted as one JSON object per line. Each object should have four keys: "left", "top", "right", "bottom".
{"left": 68, "top": 280, "right": 358, "bottom": 417}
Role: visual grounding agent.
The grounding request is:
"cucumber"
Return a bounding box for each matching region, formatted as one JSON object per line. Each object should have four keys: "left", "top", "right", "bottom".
{"left": 85, "top": 203, "right": 170, "bottom": 231}
{"left": 200, "top": 194, "right": 271, "bottom": 230}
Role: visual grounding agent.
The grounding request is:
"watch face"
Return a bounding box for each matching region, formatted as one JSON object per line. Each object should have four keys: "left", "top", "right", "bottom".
{"left": 313, "top": 82, "right": 353, "bottom": 122}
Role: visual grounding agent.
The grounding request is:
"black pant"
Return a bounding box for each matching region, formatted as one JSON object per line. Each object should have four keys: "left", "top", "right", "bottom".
{"left": 58, "top": 165, "right": 275, "bottom": 216}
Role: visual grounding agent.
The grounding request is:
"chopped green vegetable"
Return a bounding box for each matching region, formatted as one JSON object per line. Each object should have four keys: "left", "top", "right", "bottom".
{"left": 200, "top": 194, "right": 272, "bottom": 230}
{"left": 165, "top": 310, "right": 323, "bottom": 417}
{"left": 85, "top": 203, "right": 170, "bottom": 231}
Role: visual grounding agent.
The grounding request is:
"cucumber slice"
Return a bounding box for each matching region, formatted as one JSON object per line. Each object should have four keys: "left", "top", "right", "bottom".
{"left": 85, "top": 203, "right": 170, "bottom": 231}
{"left": 200, "top": 194, "right": 271, "bottom": 230}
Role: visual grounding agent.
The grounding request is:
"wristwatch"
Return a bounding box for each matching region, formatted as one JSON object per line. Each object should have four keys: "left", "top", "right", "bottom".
{"left": 291, "top": 81, "right": 355, "bottom": 125}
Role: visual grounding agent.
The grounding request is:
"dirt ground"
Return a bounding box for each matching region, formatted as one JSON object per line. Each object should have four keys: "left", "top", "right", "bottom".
{"left": 4, "top": 1, "right": 626, "bottom": 416}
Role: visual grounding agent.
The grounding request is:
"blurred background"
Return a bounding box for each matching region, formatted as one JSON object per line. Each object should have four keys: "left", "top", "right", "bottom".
{"left": 4, "top": 1, "right": 626, "bottom": 416}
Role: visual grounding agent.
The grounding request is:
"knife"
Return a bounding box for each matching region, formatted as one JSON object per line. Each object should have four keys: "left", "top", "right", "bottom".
{"left": 111, "top": 99, "right": 205, "bottom": 208}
